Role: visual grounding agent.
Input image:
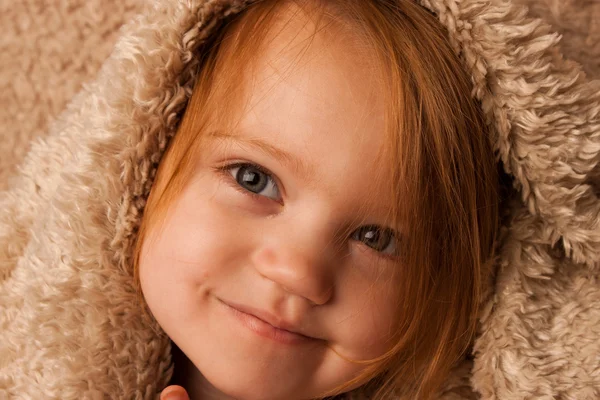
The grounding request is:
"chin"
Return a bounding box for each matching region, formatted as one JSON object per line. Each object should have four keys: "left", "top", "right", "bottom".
{"left": 203, "top": 367, "right": 307, "bottom": 400}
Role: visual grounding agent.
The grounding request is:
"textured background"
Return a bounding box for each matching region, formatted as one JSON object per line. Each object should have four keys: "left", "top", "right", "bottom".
{"left": 513, "top": 0, "right": 600, "bottom": 80}
{"left": 1, "top": 0, "right": 598, "bottom": 190}
{"left": 0, "top": 0, "right": 144, "bottom": 191}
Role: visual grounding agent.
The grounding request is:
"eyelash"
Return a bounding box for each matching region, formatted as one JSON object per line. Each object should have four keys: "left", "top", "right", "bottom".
{"left": 214, "top": 161, "right": 400, "bottom": 260}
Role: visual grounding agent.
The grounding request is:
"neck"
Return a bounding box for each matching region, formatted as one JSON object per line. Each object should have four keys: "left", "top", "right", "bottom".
{"left": 170, "top": 342, "right": 236, "bottom": 400}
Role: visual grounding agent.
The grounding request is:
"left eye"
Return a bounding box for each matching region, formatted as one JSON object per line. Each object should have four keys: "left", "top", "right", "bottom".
{"left": 226, "top": 162, "right": 281, "bottom": 201}
{"left": 351, "top": 225, "right": 398, "bottom": 256}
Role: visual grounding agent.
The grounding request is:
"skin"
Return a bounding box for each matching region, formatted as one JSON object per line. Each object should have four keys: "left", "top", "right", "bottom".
{"left": 141, "top": 3, "right": 403, "bottom": 400}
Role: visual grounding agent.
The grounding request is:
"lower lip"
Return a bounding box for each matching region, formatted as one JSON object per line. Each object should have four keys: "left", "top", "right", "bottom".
{"left": 218, "top": 299, "right": 314, "bottom": 345}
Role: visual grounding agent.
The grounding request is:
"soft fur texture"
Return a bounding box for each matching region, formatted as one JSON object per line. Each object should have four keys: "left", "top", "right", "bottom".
{"left": 1, "top": 0, "right": 600, "bottom": 399}
{"left": 0, "top": 0, "right": 144, "bottom": 192}
{"left": 511, "top": 0, "right": 600, "bottom": 81}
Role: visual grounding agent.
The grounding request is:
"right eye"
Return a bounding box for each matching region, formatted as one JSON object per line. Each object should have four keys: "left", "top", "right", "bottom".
{"left": 221, "top": 162, "right": 282, "bottom": 202}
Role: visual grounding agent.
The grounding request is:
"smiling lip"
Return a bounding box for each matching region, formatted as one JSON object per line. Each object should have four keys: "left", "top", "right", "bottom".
{"left": 218, "top": 299, "right": 315, "bottom": 345}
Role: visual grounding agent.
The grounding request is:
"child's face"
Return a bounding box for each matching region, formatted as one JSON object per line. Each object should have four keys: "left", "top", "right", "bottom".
{"left": 140, "top": 9, "right": 402, "bottom": 399}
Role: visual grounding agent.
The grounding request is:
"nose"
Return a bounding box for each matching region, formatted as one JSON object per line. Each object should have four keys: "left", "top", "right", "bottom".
{"left": 250, "top": 224, "right": 337, "bottom": 306}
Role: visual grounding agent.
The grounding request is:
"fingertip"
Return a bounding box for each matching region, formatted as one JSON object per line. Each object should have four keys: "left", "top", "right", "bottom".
{"left": 160, "top": 385, "right": 189, "bottom": 400}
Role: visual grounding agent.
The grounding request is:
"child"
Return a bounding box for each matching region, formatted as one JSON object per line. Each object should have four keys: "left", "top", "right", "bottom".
{"left": 4, "top": 0, "right": 598, "bottom": 399}
{"left": 133, "top": 0, "right": 499, "bottom": 399}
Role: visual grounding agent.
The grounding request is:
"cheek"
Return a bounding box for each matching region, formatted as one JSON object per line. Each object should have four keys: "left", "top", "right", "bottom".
{"left": 333, "top": 271, "right": 401, "bottom": 360}
{"left": 142, "top": 186, "right": 242, "bottom": 282}
{"left": 138, "top": 184, "right": 244, "bottom": 320}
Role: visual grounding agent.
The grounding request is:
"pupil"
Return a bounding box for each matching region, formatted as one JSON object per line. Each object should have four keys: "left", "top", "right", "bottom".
{"left": 237, "top": 165, "right": 267, "bottom": 193}
{"left": 361, "top": 226, "right": 391, "bottom": 251}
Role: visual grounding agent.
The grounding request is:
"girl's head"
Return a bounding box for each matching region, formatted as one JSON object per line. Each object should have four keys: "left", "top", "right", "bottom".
{"left": 134, "top": 0, "right": 499, "bottom": 398}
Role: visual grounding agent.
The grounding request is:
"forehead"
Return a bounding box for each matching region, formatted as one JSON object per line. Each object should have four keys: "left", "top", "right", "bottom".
{"left": 205, "top": 3, "right": 394, "bottom": 216}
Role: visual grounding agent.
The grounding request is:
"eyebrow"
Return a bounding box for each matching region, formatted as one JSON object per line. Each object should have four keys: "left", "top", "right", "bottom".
{"left": 206, "top": 130, "right": 316, "bottom": 184}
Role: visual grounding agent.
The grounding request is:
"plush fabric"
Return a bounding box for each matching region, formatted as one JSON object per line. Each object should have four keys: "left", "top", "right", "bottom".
{"left": 1, "top": 0, "right": 599, "bottom": 399}
{"left": 510, "top": 0, "right": 600, "bottom": 81}
{"left": 0, "top": 0, "right": 145, "bottom": 192}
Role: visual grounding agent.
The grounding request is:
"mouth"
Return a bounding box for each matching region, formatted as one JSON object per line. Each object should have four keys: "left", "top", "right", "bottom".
{"left": 217, "top": 298, "right": 317, "bottom": 345}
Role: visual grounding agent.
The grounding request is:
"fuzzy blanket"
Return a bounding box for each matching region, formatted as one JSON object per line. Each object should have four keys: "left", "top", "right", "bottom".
{"left": 512, "top": 0, "right": 600, "bottom": 80}
{"left": 0, "top": 0, "right": 144, "bottom": 191}
{"left": 2, "top": 0, "right": 600, "bottom": 399}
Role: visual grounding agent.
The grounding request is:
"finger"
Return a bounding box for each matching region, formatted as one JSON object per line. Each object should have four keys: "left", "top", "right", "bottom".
{"left": 160, "top": 385, "right": 190, "bottom": 400}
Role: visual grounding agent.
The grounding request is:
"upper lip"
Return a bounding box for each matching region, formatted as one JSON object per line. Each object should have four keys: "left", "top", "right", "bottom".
{"left": 222, "top": 299, "right": 313, "bottom": 339}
